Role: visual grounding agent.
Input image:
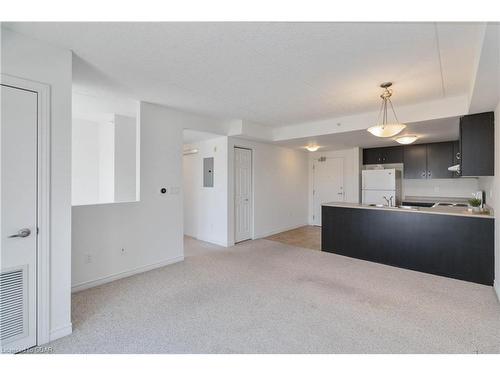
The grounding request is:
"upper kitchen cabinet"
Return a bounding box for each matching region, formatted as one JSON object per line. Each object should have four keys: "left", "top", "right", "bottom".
{"left": 363, "top": 146, "right": 403, "bottom": 165}
{"left": 426, "top": 142, "right": 454, "bottom": 179}
{"left": 403, "top": 144, "right": 427, "bottom": 179}
{"left": 403, "top": 142, "right": 455, "bottom": 179}
{"left": 460, "top": 112, "right": 494, "bottom": 177}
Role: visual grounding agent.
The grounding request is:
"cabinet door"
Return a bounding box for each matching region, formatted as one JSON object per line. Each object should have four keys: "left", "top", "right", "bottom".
{"left": 381, "top": 146, "right": 403, "bottom": 164}
{"left": 403, "top": 144, "right": 427, "bottom": 179}
{"left": 460, "top": 112, "right": 494, "bottom": 176}
{"left": 363, "top": 146, "right": 403, "bottom": 164}
{"left": 363, "top": 148, "right": 381, "bottom": 164}
{"left": 452, "top": 141, "right": 461, "bottom": 178}
{"left": 427, "top": 142, "right": 454, "bottom": 179}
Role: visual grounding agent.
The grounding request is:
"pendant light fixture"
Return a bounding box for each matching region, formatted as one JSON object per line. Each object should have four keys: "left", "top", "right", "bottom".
{"left": 367, "top": 82, "right": 406, "bottom": 137}
{"left": 305, "top": 145, "right": 320, "bottom": 152}
{"left": 395, "top": 135, "right": 418, "bottom": 145}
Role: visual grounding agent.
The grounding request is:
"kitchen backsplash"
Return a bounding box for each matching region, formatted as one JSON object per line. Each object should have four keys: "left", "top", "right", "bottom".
{"left": 403, "top": 178, "right": 479, "bottom": 198}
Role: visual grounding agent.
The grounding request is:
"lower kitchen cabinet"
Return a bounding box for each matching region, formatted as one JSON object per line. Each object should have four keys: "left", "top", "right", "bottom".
{"left": 321, "top": 206, "right": 494, "bottom": 285}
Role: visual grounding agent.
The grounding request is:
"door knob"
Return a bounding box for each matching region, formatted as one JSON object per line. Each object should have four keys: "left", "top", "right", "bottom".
{"left": 8, "top": 228, "right": 31, "bottom": 238}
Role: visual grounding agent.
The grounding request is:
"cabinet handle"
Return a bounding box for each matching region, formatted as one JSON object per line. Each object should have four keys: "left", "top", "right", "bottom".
{"left": 421, "top": 171, "right": 426, "bottom": 177}
{"left": 456, "top": 152, "right": 461, "bottom": 160}
{"left": 428, "top": 171, "right": 431, "bottom": 177}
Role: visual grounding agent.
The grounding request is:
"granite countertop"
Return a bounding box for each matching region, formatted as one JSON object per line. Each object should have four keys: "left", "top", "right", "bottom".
{"left": 322, "top": 201, "right": 494, "bottom": 219}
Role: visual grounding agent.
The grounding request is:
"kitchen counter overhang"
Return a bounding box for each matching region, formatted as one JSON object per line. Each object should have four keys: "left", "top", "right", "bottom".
{"left": 321, "top": 204, "right": 494, "bottom": 285}
{"left": 322, "top": 202, "right": 494, "bottom": 219}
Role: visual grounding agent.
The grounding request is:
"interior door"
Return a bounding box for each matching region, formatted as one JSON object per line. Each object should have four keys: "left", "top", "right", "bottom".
{"left": 234, "top": 147, "right": 252, "bottom": 243}
{"left": 313, "top": 157, "right": 344, "bottom": 226}
{"left": 1, "top": 84, "right": 38, "bottom": 353}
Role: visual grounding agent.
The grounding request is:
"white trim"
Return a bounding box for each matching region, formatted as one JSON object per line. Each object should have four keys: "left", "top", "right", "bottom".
{"left": 255, "top": 223, "right": 309, "bottom": 239}
{"left": 494, "top": 281, "right": 500, "bottom": 302}
{"left": 1, "top": 74, "right": 51, "bottom": 346}
{"left": 71, "top": 256, "right": 185, "bottom": 293}
{"left": 49, "top": 324, "right": 73, "bottom": 342}
{"left": 192, "top": 237, "right": 228, "bottom": 247}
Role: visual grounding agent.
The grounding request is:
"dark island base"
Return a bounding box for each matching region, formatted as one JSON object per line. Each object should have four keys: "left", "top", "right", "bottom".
{"left": 321, "top": 206, "right": 494, "bottom": 286}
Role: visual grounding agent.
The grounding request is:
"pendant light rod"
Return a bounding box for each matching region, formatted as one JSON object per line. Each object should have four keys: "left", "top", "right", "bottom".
{"left": 367, "top": 82, "right": 406, "bottom": 138}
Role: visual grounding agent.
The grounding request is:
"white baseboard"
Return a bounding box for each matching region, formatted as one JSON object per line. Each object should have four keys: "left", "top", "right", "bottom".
{"left": 71, "top": 256, "right": 184, "bottom": 293}
{"left": 195, "top": 236, "right": 228, "bottom": 247}
{"left": 255, "top": 223, "right": 309, "bottom": 239}
{"left": 49, "top": 323, "right": 72, "bottom": 342}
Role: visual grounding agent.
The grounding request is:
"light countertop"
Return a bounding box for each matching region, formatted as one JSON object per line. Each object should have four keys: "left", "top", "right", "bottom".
{"left": 322, "top": 202, "right": 494, "bottom": 219}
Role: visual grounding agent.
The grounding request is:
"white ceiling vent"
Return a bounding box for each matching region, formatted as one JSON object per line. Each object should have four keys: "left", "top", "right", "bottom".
{"left": 0, "top": 267, "right": 28, "bottom": 344}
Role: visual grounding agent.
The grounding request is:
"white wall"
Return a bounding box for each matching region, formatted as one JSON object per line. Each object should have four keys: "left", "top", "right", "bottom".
{"left": 72, "top": 119, "right": 101, "bottom": 205}
{"left": 227, "top": 138, "right": 309, "bottom": 245}
{"left": 308, "top": 148, "right": 361, "bottom": 224}
{"left": 114, "top": 115, "right": 137, "bottom": 202}
{"left": 72, "top": 118, "right": 116, "bottom": 205}
{"left": 403, "top": 178, "right": 480, "bottom": 199}
{"left": 98, "top": 121, "right": 115, "bottom": 203}
{"left": 183, "top": 137, "right": 229, "bottom": 246}
{"left": 2, "top": 27, "right": 73, "bottom": 340}
{"left": 72, "top": 102, "right": 225, "bottom": 291}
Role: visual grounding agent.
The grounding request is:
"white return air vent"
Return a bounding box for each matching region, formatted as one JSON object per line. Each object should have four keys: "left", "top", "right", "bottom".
{"left": 0, "top": 267, "right": 28, "bottom": 344}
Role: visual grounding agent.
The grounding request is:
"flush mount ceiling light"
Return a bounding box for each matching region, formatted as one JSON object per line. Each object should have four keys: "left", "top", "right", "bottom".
{"left": 305, "top": 145, "right": 320, "bottom": 152}
{"left": 395, "top": 135, "right": 418, "bottom": 145}
{"left": 367, "top": 82, "right": 406, "bottom": 138}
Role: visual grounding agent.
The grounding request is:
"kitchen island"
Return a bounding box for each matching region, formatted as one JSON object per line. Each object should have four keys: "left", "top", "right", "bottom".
{"left": 321, "top": 202, "right": 494, "bottom": 285}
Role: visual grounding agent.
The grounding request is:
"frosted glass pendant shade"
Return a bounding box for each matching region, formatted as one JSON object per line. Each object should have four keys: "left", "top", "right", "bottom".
{"left": 367, "top": 123, "right": 406, "bottom": 138}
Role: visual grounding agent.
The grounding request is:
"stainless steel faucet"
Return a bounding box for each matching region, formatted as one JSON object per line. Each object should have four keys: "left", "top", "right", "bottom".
{"left": 383, "top": 196, "right": 390, "bottom": 206}
{"left": 383, "top": 196, "right": 394, "bottom": 207}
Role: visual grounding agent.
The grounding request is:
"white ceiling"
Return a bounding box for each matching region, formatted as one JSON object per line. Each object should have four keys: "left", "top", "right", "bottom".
{"left": 274, "top": 116, "right": 460, "bottom": 152}
{"left": 5, "top": 22, "right": 483, "bottom": 127}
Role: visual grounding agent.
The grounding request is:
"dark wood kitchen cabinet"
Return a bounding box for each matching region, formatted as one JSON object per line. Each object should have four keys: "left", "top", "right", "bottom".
{"left": 460, "top": 112, "right": 494, "bottom": 176}
{"left": 322, "top": 205, "right": 494, "bottom": 285}
{"left": 363, "top": 146, "right": 403, "bottom": 165}
{"left": 452, "top": 140, "right": 461, "bottom": 177}
{"left": 426, "top": 142, "right": 454, "bottom": 178}
{"left": 403, "top": 142, "right": 455, "bottom": 179}
{"left": 403, "top": 144, "right": 427, "bottom": 179}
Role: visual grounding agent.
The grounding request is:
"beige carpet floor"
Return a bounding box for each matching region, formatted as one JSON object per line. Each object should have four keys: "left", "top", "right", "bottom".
{"left": 42, "top": 237, "right": 500, "bottom": 353}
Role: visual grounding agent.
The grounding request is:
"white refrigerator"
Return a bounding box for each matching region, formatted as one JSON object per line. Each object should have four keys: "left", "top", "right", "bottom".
{"left": 361, "top": 169, "right": 402, "bottom": 206}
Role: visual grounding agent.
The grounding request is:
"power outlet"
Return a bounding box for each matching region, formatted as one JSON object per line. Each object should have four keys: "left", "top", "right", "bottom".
{"left": 120, "top": 248, "right": 126, "bottom": 256}
{"left": 85, "top": 254, "right": 92, "bottom": 264}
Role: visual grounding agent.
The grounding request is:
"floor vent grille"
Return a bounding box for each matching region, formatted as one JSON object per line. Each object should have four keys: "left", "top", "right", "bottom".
{"left": 0, "top": 268, "right": 26, "bottom": 342}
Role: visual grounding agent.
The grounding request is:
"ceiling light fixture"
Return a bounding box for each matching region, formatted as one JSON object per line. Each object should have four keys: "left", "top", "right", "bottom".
{"left": 395, "top": 135, "right": 418, "bottom": 145}
{"left": 305, "top": 145, "right": 320, "bottom": 152}
{"left": 367, "top": 82, "right": 406, "bottom": 138}
{"left": 183, "top": 148, "right": 199, "bottom": 155}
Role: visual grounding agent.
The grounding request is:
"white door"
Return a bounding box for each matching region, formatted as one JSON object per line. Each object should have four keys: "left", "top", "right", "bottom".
{"left": 313, "top": 157, "right": 344, "bottom": 226}
{"left": 234, "top": 147, "right": 252, "bottom": 243}
{"left": 1, "top": 84, "right": 38, "bottom": 353}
